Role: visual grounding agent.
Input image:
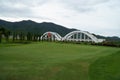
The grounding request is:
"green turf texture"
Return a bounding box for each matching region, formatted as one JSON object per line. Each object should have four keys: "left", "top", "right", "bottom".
{"left": 89, "top": 51, "right": 120, "bottom": 80}
{"left": 0, "top": 42, "right": 120, "bottom": 80}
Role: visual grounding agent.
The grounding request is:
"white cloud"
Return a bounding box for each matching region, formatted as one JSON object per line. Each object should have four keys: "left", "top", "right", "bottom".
{"left": 0, "top": 0, "right": 120, "bottom": 37}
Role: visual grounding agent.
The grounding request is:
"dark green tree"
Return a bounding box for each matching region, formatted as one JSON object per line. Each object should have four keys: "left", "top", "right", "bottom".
{"left": 0, "top": 30, "right": 2, "bottom": 43}
{"left": 19, "top": 32, "right": 24, "bottom": 41}
{"left": 0, "top": 27, "right": 6, "bottom": 43}
{"left": 4, "top": 30, "right": 11, "bottom": 42}
{"left": 27, "top": 32, "right": 32, "bottom": 41}
{"left": 33, "top": 33, "right": 39, "bottom": 41}
{"left": 13, "top": 32, "right": 17, "bottom": 42}
{"left": 38, "top": 33, "right": 41, "bottom": 41}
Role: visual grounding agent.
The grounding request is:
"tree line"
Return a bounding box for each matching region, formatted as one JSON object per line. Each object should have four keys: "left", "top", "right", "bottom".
{"left": 0, "top": 27, "right": 42, "bottom": 43}
{"left": 0, "top": 27, "right": 120, "bottom": 47}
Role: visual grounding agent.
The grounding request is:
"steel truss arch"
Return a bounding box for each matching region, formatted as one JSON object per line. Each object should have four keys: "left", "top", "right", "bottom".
{"left": 63, "top": 30, "right": 100, "bottom": 43}
{"left": 41, "top": 31, "right": 62, "bottom": 41}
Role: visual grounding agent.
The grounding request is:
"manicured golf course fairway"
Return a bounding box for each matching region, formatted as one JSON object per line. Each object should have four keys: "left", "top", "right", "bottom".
{"left": 0, "top": 42, "right": 120, "bottom": 80}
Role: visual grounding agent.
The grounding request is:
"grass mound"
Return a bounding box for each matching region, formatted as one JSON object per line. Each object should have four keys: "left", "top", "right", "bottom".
{"left": 89, "top": 51, "right": 120, "bottom": 80}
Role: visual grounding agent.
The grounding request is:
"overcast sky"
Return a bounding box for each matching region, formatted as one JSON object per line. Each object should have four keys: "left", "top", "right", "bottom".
{"left": 0, "top": 0, "right": 120, "bottom": 37}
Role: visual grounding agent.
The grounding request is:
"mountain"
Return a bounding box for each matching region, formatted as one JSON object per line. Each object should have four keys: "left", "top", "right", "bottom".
{"left": 0, "top": 19, "right": 120, "bottom": 41}
{"left": 94, "top": 34, "right": 120, "bottom": 42}
{"left": 0, "top": 19, "right": 76, "bottom": 36}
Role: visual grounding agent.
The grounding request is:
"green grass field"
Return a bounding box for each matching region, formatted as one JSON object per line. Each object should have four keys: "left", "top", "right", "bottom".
{"left": 90, "top": 51, "right": 120, "bottom": 80}
{"left": 0, "top": 42, "right": 120, "bottom": 80}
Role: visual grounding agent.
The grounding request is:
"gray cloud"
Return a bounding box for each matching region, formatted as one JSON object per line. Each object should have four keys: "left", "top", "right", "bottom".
{"left": 0, "top": 0, "right": 120, "bottom": 37}
{"left": 58, "top": 0, "right": 110, "bottom": 12}
{"left": 0, "top": 0, "right": 48, "bottom": 7}
{"left": 0, "top": 0, "right": 51, "bottom": 19}
{"left": 0, "top": 4, "right": 31, "bottom": 18}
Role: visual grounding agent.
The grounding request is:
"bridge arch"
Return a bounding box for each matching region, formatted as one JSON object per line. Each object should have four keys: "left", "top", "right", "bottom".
{"left": 62, "top": 30, "right": 100, "bottom": 43}
{"left": 41, "top": 31, "right": 62, "bottom": 41}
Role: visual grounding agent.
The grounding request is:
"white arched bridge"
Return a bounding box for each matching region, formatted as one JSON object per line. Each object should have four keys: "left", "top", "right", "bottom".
{"left": 41, "top": 31, "right": 105, "bottom": 43}
{"left": 41, "top": 31, "right": 62, "bottom": 41}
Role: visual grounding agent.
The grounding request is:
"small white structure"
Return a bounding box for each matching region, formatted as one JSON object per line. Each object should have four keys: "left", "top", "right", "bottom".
{"left": 41, "top": 31, "right": 105, "bottom": 43}
{"left": 41, "top": 31, "right": 62, "bottom": 41}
